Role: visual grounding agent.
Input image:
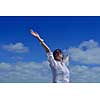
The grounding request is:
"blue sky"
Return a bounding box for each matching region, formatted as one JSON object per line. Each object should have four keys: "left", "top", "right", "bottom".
{"left": 0, "top": 16, "right": 100, "bottom": 82}
{"left": 0, "top": 16, "right": 99, "bottom": 62}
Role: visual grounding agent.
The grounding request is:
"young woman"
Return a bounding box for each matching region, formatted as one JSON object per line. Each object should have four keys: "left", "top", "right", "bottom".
{"left": 30, "top": 29, "right": 70, "bottom": 83}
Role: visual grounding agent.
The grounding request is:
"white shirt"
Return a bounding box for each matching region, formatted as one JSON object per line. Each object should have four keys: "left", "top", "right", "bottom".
{"left": 47, "top": 52, "right": 70, "bottom": 83}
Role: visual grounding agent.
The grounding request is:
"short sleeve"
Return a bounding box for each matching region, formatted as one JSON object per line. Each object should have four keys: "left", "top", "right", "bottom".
{"left": 47, "top": 52, "right": 57, "bottom": 67}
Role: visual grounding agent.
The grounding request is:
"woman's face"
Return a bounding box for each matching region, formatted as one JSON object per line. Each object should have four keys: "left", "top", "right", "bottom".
{"left": 55, "top": 52, "right": 63, "bottom": 61}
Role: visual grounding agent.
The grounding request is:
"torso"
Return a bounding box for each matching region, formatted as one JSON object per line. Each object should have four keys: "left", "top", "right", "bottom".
{"left": 50, "top": 61, "right": 70, "bottom": 83}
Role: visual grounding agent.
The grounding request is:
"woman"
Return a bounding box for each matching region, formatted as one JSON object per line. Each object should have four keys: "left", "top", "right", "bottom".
{"left": 30, "top": 29, "right": 70, "bottom": 83}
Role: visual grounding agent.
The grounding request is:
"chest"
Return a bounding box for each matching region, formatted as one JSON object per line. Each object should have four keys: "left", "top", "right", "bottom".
{"left": 55, "top": 62, "right": 69, "bottom": 74}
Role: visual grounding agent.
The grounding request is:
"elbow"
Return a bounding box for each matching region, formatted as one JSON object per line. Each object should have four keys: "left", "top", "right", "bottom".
{"left": 46, "top": 48, "right": 51, "bottom": 53}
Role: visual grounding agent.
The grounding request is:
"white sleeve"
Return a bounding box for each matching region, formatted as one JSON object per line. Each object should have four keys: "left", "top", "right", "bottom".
{"left": 63, "top": 55, "right": 70, "bottom": 66}
{"left": 47, "top": 52, "right": 57, "bottom": 67}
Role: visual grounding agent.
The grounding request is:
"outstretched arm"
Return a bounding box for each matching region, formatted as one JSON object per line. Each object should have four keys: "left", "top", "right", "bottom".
{"left": 63, "top": 54, "right": 70, "bottom": 65}
{"left": 30, "top": 29, "right": 51, "bottom": 53}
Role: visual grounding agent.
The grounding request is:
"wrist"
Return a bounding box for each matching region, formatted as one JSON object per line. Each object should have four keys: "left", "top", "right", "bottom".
{"left": 37, "top": 36, "right": 44, "bottom": 42}
{"left": 40, "top": 38, "right": 44, "bottom": 42}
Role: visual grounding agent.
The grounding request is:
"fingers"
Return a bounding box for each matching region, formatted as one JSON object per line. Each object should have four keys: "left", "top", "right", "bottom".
{"left": 29, "top": 29, "right": 34, "bottom": 33}
{"left": 29, "top": 29, "right": 38, "bottom": 35}
{"left": 29, "top": 28, "right": 39, "bottom": 38}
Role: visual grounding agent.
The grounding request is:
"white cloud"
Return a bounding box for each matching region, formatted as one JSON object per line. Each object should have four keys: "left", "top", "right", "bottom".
{"left": 1, "top": 39, "right": 100, "bottom": 83}
{"left": 70, "top": 65, "right": 100, "bottom": 83}
{"left": 0, "top": 62, "right": 11, "bottom": 69}
{"left": 0, "top": 61, "right": 100, "bottom": 83}
{"left": 67, "top": 40, "right": 100, "bottom": 64}
{"left": 2, "top": 42, "right": 29, "bottom": 53}
{"left": 0, "top": 61, "right": 52, "bottom": 83}
{"left": 79, "top": 40, "right": 99, "bottom": 49}
{"left": 63, "top": 40, "right": 100, "bottom": 82}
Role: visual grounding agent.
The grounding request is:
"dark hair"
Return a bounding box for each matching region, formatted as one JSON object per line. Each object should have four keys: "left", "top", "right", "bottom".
{"left": 53, "top": 49, "right": 63, "bottom": 60}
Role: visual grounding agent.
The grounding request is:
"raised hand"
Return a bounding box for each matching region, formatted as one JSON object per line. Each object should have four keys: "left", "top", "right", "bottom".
{"left": 30, "top": 28, "right": 50, "bottom": 53}
{"left": 30, "top": 29, "right": 39, "bottom": 38}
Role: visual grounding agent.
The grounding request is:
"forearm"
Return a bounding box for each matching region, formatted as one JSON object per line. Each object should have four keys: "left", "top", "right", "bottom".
{"left": 36, "top": 36, "right": 51, "bottom": 53}
{"left": 30, "top": 30, "right": 51, "bottom": 53}
{"left": 63, "top": 55, "right": 70, "bottom": 64}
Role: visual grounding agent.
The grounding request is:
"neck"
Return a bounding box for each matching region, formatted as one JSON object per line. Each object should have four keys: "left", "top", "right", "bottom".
{"left": 56, "top": 59, "right": 62, "bottom": 62}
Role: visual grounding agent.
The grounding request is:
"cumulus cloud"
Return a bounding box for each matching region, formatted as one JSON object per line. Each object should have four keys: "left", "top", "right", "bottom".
{"left": 79, "top": 40, "right": 99, "bottom": 49}
{"left": 0, "top": 62, "right": 11, "bottom": 69}
{"left": 0, "top": 61, "right": 52, "bottom": 83}
{"left": 70, "top": 65, "right": 100, "bottom": 83}
{"left": 2, "top": 42, "right": 29, "bottom": 53}
{"left": 0, "top": 40, "right": 100, "bottom": 83}
{"left": 63, "top": 40, "right": 100, "bottom": 82}
{"left": 0, "top": 61, "right": 100, "bottom": 83}
{"left": 67, "top": 40, "right": 100, "bottom": 64}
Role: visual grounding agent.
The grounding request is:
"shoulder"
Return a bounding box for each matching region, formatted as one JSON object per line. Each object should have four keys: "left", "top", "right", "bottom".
{"left": 47, "top": 51, "right": 53, "bottom": 57}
